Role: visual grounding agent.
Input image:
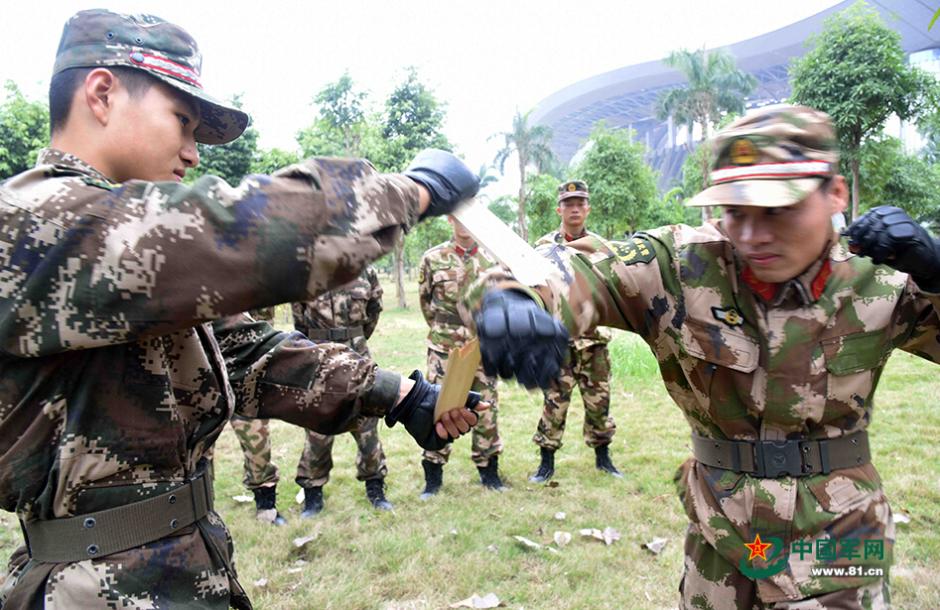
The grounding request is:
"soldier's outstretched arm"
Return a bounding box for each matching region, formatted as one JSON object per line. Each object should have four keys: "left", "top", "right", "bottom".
{"left": 460, "top": 233, "right": 673, "bottom": 388}
{"left": 0, "top": 150, "right": 476, "bottom": 358}
{"left": 845, "top": 207, "right": 940, "bottom": 362}
{"left": 214, "top": 314, "right": 481, "bottom": 450}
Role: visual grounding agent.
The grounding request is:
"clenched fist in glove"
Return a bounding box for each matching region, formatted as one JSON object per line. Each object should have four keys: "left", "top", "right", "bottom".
{"left": 844, "top": 206, "right": 940, "bottom": 293}
{"left": 385, "top": 371, "right": 483, "bottom": 451}
{"left": 405, "top": 149, "right": 479, "bottom": 219}
{"left": 475, "top": 289, "right": 569, "bottom": 390}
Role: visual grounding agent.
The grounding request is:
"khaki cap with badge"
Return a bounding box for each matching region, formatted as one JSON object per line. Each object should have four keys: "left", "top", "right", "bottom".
{"left": 53, "top": 9, "right": 249, "bottom": 145}
{"left": 687, "top": 104, "right": 839, "bottom": 208}
{"left": 557, "top": 180, "right": 589, "bottom": 202}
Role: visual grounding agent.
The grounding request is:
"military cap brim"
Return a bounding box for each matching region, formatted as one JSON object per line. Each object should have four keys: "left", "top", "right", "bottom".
{"left": 686, "top": 177, "right": 825, "bottom": 208}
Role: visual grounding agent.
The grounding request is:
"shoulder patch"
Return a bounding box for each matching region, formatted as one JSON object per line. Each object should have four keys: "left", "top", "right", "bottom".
{"left": 81, "top": 176, "right": 118, "bottom": 190}
{"left": 711, "top": 306, "right": 744, "bottom": 329}
{"left": 611, "top": 236, "right": 656, "bottom": 265}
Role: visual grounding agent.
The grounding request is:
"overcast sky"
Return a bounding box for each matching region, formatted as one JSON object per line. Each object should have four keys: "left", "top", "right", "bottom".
{"left": 2, "top": 1, "right": 839, "bottom": 191}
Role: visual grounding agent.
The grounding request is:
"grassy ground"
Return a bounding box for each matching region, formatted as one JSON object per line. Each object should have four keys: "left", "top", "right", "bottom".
{"left": 2, "top": 278, "right": 938, "bottom": 609}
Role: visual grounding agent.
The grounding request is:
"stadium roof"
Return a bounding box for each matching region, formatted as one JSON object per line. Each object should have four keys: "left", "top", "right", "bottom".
{"left": 531, "top": 0, "right": 940, "bottom": 175}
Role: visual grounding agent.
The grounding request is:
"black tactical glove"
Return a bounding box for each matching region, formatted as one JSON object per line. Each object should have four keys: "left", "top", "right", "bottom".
{"left": 844, "top": 206, "right": 940, "bottom": 293}
{"left": 404, "top": 149, "right": 479, "bottom": 219}
{"left": 384, "top": 370, "right": 481, "bottom": 451}
{"left": 475, "top": 289, "right": 569, "bottom": 390}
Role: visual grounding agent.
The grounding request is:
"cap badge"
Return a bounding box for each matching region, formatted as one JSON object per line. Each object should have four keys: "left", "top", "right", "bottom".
{"left": 567, "top": 183, "right": 577, "bottom": 192}
{"left": 729, "top": 138, "right": 757, "bottom": 166}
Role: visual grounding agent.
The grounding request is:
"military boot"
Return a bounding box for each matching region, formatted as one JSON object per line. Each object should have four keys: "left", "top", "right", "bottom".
{"left": 300, "top": 486, "right": 324, "bottom": 519}
{"left": 365, "top": 479, "right": 394, "bottom": 511}
{"left": 253, "top": 486, "right": 287, "bottom": 526}
{"left": 477, "top": 455, "right": 506, "bottom": 491}
{"left": 529, "top": 447, "right": 555, "bottom": 483}
{"left": 419, "top": 460, "right": 443, "bottom": 500}
{"left": 594, "top": 445, "right": 623, "bottom": 478}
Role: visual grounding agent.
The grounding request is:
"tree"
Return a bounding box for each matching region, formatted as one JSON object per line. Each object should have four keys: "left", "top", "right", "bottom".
{"left": 380, "top": 68, "right": 452, "bottom": 308}
{"left": 0, "top": 81, "right": 49, "bottom": 178}
{"left": 190, "top": 95, "right": 258, "bottom": 185}
{"left": 251, "top": 148, "right": 300, "bottom": 175}
{"left": 789, "top": 2, "right": 938, "bottom": 220}
{"left": 573, "top": 123, "right": 660, "bottom": 238}
{"left": 856, "top": 135, "right": 940, "bottom": 222}
{"left": 525, "top": 173, "right": 562, "bottom": 243}
{"left": 296, "top": 73, "right": 377, "bottom": 158}
{"left": 492, "top": 110, "right": 555, "bottom": 242}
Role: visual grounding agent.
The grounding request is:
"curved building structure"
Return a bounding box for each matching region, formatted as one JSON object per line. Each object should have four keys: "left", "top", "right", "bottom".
{"left": 532, "top": 0, "right": 940, "bottom": 188}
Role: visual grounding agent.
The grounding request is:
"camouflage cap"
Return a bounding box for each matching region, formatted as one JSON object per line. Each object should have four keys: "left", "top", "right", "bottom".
{"left": 558, "top": 180, "right": 589, "bottom": 202}
{"left": 53, "top": 9, "right": 249, "bottom": 145}
{"left": 687, "top": 104, "right": 839, "bottom": 208}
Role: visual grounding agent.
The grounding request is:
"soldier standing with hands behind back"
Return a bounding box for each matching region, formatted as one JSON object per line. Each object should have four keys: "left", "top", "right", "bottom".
{"left": 530, "top": 180, "right": 620, "bottom": 483}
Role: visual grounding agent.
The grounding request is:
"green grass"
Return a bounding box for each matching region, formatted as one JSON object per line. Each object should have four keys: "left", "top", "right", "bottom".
{"left": 3, "top": 278, "right": 938, "bottom": 609}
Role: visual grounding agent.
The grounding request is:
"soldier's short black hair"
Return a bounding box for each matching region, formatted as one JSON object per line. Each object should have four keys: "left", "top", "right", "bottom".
{"left": 49, "top": 66, "right": 156, "bottom": 135}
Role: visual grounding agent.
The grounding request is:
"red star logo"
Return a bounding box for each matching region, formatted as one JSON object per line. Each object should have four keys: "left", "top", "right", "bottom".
{"left": 744, "top": 533, "right": 773, "bottom": 561}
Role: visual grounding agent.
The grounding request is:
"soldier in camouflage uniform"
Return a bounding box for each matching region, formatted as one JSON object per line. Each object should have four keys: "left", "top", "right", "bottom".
{"left": 0, "top": 10, "right": 482, "bottom": 609}
{"left": 417, "top": 216, "right": 504, "bottom": 496}
{"left": 468, "top": 105, "right": 940, "bottom": 609}
{"left": 291, "top": 266, "right": 393, "bottom": 515}
{"left": 530, "top": 180, "right": 620, "bottom": 483}
{"left": 229, "top": 307, "right": 285, "bottom": 525}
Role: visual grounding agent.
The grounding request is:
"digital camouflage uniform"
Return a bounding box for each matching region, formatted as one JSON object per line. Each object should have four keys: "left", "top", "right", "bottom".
{"left": 291, "top": 266, "right": 388, "bottom": 488}
{"left": 0, "top": 146, "right": 420, "bottom": 609}
{"left": 230, "top": 307, "right": 279, "bottom": 492}
{"left": 533, "top": 228, "right": 616, "bottom": 450}
{"left": 419, "top": 241, "right": 501, "bottom": 467}
{"left": 464, "top": 107, "right": 940, "bottom": 608}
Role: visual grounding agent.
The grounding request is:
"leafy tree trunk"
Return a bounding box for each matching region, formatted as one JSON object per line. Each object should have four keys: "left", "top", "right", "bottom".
{"left": 850, "top": 157, "right": 861, "bottom": 222}
{"left": 394, "top": 235, "right": 407, "bottom": 308}
{"left": 517, "top": 155, "right": 528, "bottom": 241}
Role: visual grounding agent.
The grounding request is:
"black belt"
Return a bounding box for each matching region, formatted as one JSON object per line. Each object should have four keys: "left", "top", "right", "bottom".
{"left": 433, "top": 312, "right": 464, "bottom": 326}
{"left": 21, "top": 474, "right": 213, "bottom": 563}
{"left": 691, "top": 430, "right": 870, "bottom": 478}
{"left": 306, "top": 326, "right": 364, "bottom": 341}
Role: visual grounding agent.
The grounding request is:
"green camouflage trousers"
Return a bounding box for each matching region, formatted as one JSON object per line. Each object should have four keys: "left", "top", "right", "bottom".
{"left": 533, "top": 341, "right": 615, "bottom": 450}
{"left": 230, "top": 415, "right": 279, "bottom": 490}
{"left": 423, "top": 348, "right": 501, "bottom": 467}
{"left": 680, "top": 522, "right": 889, "bottom": 609}
{"left": 295, "top": 416, "right": 387, "bottom": 488}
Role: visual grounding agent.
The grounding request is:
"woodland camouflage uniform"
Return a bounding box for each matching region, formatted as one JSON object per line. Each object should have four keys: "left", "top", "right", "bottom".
{"left": 291, "top": 266, "right": 388, "bottom": 489}
{"left": 419, "top": 241, "right": 501, "bottom": 467}
{"left": 464, "top": 106, "right": 940, "bottom": 609}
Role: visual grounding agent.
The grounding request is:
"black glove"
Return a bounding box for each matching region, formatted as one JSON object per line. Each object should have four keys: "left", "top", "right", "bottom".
{"left": 404, "top": 149, "right": 479, "bottom": 218}
{"left": 384, "top": 370, "right": 481, "bottom": 451}
{"left": 844, "top": 206, "right": 940, "bottom": 293}
{"left": 475, "top": 289, "right": 569, "bottom": 390}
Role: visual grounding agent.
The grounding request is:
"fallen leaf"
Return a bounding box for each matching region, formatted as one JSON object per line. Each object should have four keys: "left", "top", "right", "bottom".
{"left": 293, "top": 559, "right": 308, "bottom": 566}
{"left": 554, "top": 511, "right": 566, "bottom": 521}
{"left": 293, "top": 534, "right": 318, "bottom": 548}
{"left": 253, "top": 578, "right": 268, "bottom": 588}
{"left": 287, "top": 567, "right": 303, "bottom": 574}
{"left": 547, "top": 481, "right": 559, "bottom": 488}
{"left": 232, "top": 495, "right": 253, "bottom": 504}
{"left": 449, "top": 592, "right": 503, "bottom": 608}
{"left": 295, "top": 488, "right": 305, "bottom": 504}
{"left": 894, "top": 513, "right": 911, "bottom": 525}
{"left": 643, "top": 537, "right": 668, "bottom": 555}
{"left": 553, "top": 531, "right": 572, "bottom": 547}
{"left": 513, "top": 535, "right": 543, "bottom": 551}
{"left": 579, "top": 527, "right": 621, "bottom": 545}
{"left": 486, "top": 544, "right": 498, "bottom": 553}
{"left": 450, "top": 528, "right": 459, "bottom": 536}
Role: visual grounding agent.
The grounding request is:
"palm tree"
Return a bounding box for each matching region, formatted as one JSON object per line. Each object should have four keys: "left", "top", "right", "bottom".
{"left": 492, "top": 111, "right": 555, "bottom": 241}
{"left": 656, "top": 48, "right": 756, "bottom": 219}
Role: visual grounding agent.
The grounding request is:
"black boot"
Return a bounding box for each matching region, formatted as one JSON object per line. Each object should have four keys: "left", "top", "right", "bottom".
{"left": 529, "top": 447, "right": 555, "bottom": 483}
{"left": 477, "top": 455, "right": 506, "bottom": 491}
{"left": 300, "top": 486, "right": 324, "bottom": 519}
{"left": 594, "top": 445, "right": 623, "bottom": 478}
{"left": 253, "top": 486, "right": 287, "bottom": 526}
{"left": 365, "top": 479, "right": 394, "bottom": 511}
{"left": 420, "top": 460, "right": 443, "bottom": 500}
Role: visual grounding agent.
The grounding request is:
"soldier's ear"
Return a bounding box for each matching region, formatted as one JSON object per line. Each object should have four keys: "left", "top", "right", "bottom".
{"left": 825, "top": 176, "right": 848, "bottom": 215}
{"left": 555, "top": 206, "right": 562, "bottom": 216}
{"left": 84, "top": 68, "right": 119, "bottom": 127}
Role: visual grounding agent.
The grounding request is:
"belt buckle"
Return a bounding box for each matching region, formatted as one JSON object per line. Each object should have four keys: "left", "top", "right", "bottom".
{"left": 753, "top": 439, "right": 805, "bottom": 478}
{"left": 329, "top": 328, "right": 343, "bottom": 341}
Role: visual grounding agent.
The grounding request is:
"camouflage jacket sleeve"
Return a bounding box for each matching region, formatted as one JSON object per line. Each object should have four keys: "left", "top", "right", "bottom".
{"left": 891, "top": 280, "right": 940, "bottom": 363}
{"left": 212, "top": 314, "right": 401, "bottom": 433}
{"left": 0, "top": 157, "right": 419, "bottom": 357}
{"left": 363, "top": 266, "right": 383, "bottom": 339}
{"left": 418, "top": 253, "right": 435, "bottom": 326}
{"left": 462, "top": 233, "right": 668, "bottom": 340}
